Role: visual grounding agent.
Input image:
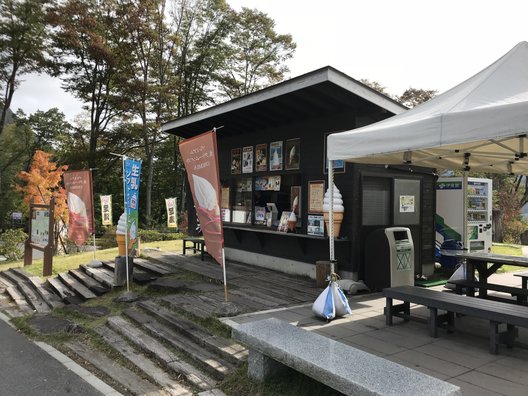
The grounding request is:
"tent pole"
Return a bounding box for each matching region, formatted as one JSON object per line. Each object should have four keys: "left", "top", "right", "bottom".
{"left": 462, "top": 171, "right": 468, "bottom": 251}
{"left": 328, "top": 161, "right": 335, "bottom": 275}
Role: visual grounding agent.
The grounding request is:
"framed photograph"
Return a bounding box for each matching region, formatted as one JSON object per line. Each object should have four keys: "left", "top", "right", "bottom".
{"left": 323, "top": 132, "right": 346, "bottom": 174}
{"left": 255, "top": 176, "right": 281, "bottom": 191}
{"left": 255, "top": 143, "right": 267, "bottom": 172}
{"left": 269, "top": 141, "right": 283, "bottom": 171}
{"left": 254, "top": 206, "right": 266, "bottom": 225}
{"left": 242, "top": 146, "right": 253, "bottom": 173}
{"left": 285, "top": 138, "right": 300, "bottom": 170}
{"left": 291, "top": 185, "right": 301, "bottom": 227}
{"left": 277, "top": 211, "right": 291, "bottom": 232}
{"left": 308, "top": 180, "right": 325, "bottom": 213}
{"left": 307, "top": 215, "right": 325, "bottom": 236}
{"left": 231, "top": 148, "right": 241, "bottom": 174}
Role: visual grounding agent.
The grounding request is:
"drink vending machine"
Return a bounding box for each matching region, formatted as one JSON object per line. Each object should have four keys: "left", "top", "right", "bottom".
{"left": 436, "top": 177, "right": 492, "bottom": 253}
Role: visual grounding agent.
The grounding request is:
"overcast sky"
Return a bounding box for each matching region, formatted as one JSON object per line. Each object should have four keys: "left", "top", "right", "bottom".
{"left": 10, "top": 0, "right": 528, "bottom": 121}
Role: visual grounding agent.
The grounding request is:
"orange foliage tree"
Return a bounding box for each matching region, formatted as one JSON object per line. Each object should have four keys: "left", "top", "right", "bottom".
{"left": 17, "top": 151, "right": 69, "bottom": 250}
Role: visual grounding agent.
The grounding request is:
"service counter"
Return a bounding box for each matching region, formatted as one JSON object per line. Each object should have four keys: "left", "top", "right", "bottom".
{"left": 223, "top": 225, "right": 351, "bottom": 275}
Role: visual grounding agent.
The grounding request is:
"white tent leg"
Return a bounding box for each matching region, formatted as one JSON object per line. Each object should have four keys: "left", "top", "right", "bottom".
{"left": 462, "top": 171, "right": 468, "bottom": 251}
{"left": 328, "top": 161, "right": 335, "bottom": 274}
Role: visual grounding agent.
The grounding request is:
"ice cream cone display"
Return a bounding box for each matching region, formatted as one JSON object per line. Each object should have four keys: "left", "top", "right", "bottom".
{"left": 322, "top": 184, "right": 345, "bottom": 237}
{"left": 67, "top": 192, "right": 91, "bottom": 246}
{"left": 193, "top": 174, "right": 223, "bottom": 263}
{"left": 116, "top": 212, "right": 128, "bottom": 256}
{"left": 288, "top": 211, "right": 297, "bottom": 232}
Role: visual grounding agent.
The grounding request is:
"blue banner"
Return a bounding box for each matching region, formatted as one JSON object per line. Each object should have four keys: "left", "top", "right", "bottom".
{"left": 124, "top": 159, "right": 142, "bottom": 249}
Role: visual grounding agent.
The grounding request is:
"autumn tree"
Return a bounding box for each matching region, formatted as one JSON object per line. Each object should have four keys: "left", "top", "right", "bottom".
{"left": 16, "top": 150, "right": 68, "bottom": 250}
{"left": 218, "top": 7, "right": 296, "bottom": 100}
{"left": 0, "top": 0, "right": 48, "bottom": 134}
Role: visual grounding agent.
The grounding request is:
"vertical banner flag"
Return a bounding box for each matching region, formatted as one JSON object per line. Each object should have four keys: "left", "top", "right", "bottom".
{"left": 64, "top": 170, "right": 94, "bottom": 246}
{"left": 179, "top": 131, "right": 223, "bottom": 265}
{"left": 100, "top": 195, "right": 113, "bottom": 226}
{"left": 124, "top": 159, "right": 142, "bottom": 250}
{"left": 165, "top": 198, "right": 178, "bottom": 228}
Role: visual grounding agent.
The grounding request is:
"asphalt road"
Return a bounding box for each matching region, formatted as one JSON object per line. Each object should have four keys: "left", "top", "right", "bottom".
{"left": 0, "top": 319, "right": 104, "bottom": 396}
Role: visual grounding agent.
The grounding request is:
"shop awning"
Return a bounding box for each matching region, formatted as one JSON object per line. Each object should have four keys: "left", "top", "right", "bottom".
{"left": 327, "top": 42, "right": 528, "bottom": 175}
{"left": 162, "top": 66, "right": 406, "bottom": 138}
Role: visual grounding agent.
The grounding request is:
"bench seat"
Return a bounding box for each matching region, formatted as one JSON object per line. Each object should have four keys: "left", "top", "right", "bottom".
{"left": 384, "top": 285, "right": 528, "bottom": 354}
{"left": 182, "top": 238, "right": 207, "bottom": 261}
{"left": 448, "top": 278, "right": 528, "bottom": 304}
{"left": 233, "top": 317, "right": 460, "bottom": 396}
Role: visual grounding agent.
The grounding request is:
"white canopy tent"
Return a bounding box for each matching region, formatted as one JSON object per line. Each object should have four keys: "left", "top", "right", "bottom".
{"left": 325, "top": 41, "right": 528, "bottom": 272}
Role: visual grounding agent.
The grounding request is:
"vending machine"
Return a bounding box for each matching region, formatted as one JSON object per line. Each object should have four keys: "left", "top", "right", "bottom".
{"left": 436, "top": 177, "right": 492, "bottom": 253}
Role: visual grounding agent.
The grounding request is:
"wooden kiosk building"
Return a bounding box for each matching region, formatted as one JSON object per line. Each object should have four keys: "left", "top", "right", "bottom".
{"left": 162, "top": 67, "right": 437, "bottom": 281}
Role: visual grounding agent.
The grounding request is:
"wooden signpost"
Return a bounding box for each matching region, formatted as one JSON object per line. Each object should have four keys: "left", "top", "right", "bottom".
{"left": 24, "top": 197, "right": 55, "bottom": 276}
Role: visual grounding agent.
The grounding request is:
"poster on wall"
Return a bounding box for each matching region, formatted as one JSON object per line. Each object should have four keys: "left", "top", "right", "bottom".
{"left": 285, "top": 138, "right": 300, "bottom": 170}
{"left": 231, "top": 148, "right": 241, "bottom": 174}
{"left": 242, "top": 146, "right": 253, "bottom": 173}
{"left": 308, "top": 180, "right": 325, "bottom": 213}
{"left": 255, "top": 176, "right": 281, "bottom": 191}
{"left": 255, "top": 143, "right": 267, "bottom": 172}
{"left": 399, "top": 195, "right": 415, "bottom": 213}
{"left": 307, "top": 215, "right": 325, "bottom": 236}
{"left": 269, "top": 141, "right": 283, "bottom": 171}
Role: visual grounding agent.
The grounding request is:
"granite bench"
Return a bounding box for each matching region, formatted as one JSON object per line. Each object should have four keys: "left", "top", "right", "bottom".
{"left": 384, "top": 285, "right": 528, "bottom": 354}
{"left": 232, "top": 317, "right": 460, "bottom": 396}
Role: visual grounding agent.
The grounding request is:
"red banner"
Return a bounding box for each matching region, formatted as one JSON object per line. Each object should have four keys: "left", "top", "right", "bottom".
{"left": 179, "top": 131, "right": 223, "bottom": 265}
{"left": 64, "top": 170, "right": 94, "bottom": 246}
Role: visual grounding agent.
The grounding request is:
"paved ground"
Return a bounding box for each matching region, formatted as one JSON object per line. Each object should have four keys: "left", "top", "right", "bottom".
{"left": 0, "top": 317, "right": 117, "bottom": 396}
{"left": 222, "top": 271, "right": 528, "bottom": 396}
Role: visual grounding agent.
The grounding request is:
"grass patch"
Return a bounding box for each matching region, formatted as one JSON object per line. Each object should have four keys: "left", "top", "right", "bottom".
{"left": 0, "top": 239, "right": 184, "bottom": 278}
{"left": 220, "top": 364, "right": 343, "bottom": 396}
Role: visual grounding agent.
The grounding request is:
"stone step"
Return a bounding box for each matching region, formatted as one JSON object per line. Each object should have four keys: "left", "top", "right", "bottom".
{"left": 94, "top": 326, "right": 193, "bottom": 396}
{"left": 26, "top": 276, "right": 64, "bottom": 309}
{"left": 57, "top": 272, "right": 97, "bottom": 300}
{"left": 137, "top": 300, "right": 247, "bottom": 365}
{"left": 4, "top": 285, "right": 33, "bottom": 313}
{"left": 107, "top": 316, "right": 217, "bottom": 391}
{"left": 102, "top": 261, "right": 158, "bottom": 284}
{"left": 1, "top": 271, "right": 51, "bottom": 313}
{"left": 133, "top": 258, "right": 173, "bottom": 276}
{"left": 69, "top": 269, "right": 109, "bottom": 295}
{"left": 47, "top": 277, "right": 76, "bottom": 301}
{"left": 9, "top": 267, "right": 35, "bottom": 282}
{"left": 123, "top": 308, "right": 235, "bottom": 380}
{"left": 65, "top": 340, "right": 160, "bottom": 396}
{"left": 80, "top": 265, "right": 114, "bottom": 288}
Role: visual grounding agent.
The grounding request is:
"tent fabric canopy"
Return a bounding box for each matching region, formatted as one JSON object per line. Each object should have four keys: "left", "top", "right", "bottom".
{"left": 327, "top": 42, "right": 528, "bottom": 174}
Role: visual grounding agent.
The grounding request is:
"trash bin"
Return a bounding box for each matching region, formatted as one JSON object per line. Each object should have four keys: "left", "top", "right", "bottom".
{"left": 439, "top": 239, "right": 463, "bottom": 270}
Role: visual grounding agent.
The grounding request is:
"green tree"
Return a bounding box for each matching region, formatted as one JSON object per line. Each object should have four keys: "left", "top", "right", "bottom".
{"left": 218, "top": 7, "right": 296, "bottom": 100}
{"left": 0, "top": 0, "right": 48, "bottom": 134}
{"left": 47, "top": 0, "right": 134, "bottom": 170}
{"left": 397, "top": 87, "right": 437, "bottom": 108}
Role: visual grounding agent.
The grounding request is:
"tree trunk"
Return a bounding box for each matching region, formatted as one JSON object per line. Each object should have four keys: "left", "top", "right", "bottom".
{"left": 492, "top": 208, "right": 503, "bottom": 243}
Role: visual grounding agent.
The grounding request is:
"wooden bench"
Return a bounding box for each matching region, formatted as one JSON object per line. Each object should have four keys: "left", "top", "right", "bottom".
{"left": 384, "top": 285, "right": 528, "bottom": 354}
{"left": 182, "top": 238, "right": 206, "bottom": 261}
{"left": 233, "top": 317, "right": 460, "bottom": 396}
{"left": 514, "top": 272, "right": 528, "bottom": 289}
{"left": 448, "top": 278, "right": 528, "bottom": 304}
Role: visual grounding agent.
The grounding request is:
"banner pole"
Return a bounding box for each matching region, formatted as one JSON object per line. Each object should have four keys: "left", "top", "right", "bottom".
{"left": 222, "top": 248, "right": 228, "bottom": 302}
{"left": 122, "top": 156, "right": 130, "bottom": 293}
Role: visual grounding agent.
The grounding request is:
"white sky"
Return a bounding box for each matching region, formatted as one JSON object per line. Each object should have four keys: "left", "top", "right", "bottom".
{"left": 11, "top": 0, "right": 528, "bottom": 121}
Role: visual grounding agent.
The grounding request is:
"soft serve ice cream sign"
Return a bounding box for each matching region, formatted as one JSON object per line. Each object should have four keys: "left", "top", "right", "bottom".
{"left": 179, "top": 131, "right": 224, "bottom": 265}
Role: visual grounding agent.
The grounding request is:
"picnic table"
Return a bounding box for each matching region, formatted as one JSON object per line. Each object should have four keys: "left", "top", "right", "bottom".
{"left": 452, "top": 252, "right": 528, "bottom": 301}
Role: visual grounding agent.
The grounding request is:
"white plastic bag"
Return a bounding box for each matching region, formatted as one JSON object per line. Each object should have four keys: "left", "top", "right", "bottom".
{"left": 312, "top": 281, "right": 352, "bottom": 320}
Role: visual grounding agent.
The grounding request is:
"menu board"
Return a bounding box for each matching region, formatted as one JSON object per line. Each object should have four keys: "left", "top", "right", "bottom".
{"left": 308, "top": 181, "right": 325, "bottom": 213}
